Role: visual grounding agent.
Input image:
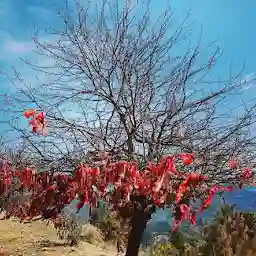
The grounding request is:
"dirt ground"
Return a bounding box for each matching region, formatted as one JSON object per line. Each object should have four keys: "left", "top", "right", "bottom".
{"left": 0, "top": 218, "right": 117, "bottom": 256}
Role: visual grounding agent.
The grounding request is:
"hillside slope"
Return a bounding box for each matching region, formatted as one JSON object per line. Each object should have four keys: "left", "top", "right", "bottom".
{"left": 0, "top": 217, "right": 116, "bottom": 256}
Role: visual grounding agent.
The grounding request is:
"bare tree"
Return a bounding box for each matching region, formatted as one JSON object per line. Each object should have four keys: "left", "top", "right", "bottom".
{"left": 2, "top": 0, "right": 256, "bottom": 178}
{"left": 1, "top": 2, "right": 256, "bottom": 255}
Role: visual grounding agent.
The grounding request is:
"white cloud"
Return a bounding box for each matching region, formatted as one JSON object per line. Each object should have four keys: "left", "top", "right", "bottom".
{"left": 27, "top": 5, "right": 54, "bottom": 18}
{"left": 0, "top": 33, "right": 58, "bottom": 98}
{"left": 0, "top": 1, "right": 9, "bottom": 17}
{"left": 240, "top": 72, "right": 256, "bottom": 92}
{"left": 241, "top": 72, "right": 256, "bottom": 84}
{"left": 3, "top": 39, "right": 31, "bottom": 54}
{"left": 0, "top": 31, "right": 34, "bottom": 61}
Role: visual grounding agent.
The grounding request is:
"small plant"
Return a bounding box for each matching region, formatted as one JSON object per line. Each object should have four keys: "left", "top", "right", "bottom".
{"left": 93, "top": 210, "right": 130, "bottom": 253}
{"left": 150, "top": 229, "right": 204, "bottom": 256}
{"left": 81, "top": 223, "right": 103, "bottom": 244}
{"left": 94, "top": 211, "right": 120, "bottom": 241}
{"left": 53, "top": 214, "right": 82, "bottom": 246}
{"left": 151, "top": 242, "right": 178, "bottom": 256}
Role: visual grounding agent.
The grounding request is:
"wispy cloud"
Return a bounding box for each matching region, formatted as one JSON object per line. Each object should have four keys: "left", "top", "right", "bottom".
{"left": 240, "top": 72, "right": 256, "bottom": 92}
{"left": 1, "top": 33, "right": 34, "bottom": 58}
{"left": 27, "top": 5, "right": 54, "bottom": 18}
{"left": 241, "top": 73, "right": 256, "bottom": 84}
{"left": 4, "top": 39, "right": 30, "bottom": 54}
{"left": 0, "top": 1, "right": 9, "bottom": 17}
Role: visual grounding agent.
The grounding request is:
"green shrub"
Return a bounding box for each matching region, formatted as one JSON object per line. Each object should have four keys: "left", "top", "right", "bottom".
{"left": 151, "top": 242, "right": 178, "bottom": 256}
{"left": 94, "top": 212, "right": 120, "bottom": 241}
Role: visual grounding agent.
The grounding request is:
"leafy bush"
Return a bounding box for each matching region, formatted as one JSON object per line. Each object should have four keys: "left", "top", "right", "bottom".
{"left": 149, "top": 230, "right": 202, "bottom": 256}
{"left": 94, "top": 212, "right": 120, "bottom": 241}
{"left": 150, "top": 242, "right": 178, "bottom": 256}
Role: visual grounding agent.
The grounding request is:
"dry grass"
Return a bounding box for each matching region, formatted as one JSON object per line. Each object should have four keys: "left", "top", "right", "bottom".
{"left": 0, "top": 216, "right": 118, "bottom": 256}
{"left": 81, "top": 223, "right": 104, "bottom": 244}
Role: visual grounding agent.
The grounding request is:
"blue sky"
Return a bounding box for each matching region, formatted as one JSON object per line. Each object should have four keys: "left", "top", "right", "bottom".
{"left": 0, "top": 0, "right": 255, "bottom": 78}
{"left": 0, "top": 0, "right": 256, "bottom": 140}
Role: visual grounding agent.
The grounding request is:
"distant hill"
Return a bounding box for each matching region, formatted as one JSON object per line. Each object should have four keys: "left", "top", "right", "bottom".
{"left": 143, "top": 188, "right": 256, "bottom": 244}
{"left": 222, "top": 188, "right": 256, "bottom": 212}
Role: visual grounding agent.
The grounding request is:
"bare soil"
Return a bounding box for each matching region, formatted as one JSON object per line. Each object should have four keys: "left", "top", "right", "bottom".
{"left": 0, "top": 217, "right": 117, "bottom": 256}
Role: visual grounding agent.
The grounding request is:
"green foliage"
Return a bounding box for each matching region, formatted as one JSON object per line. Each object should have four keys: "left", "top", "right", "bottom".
{"left": 91, "top": 208, "right": 129, "bottom": 253}
{"left": 94, "top": 212, "right": 120, "bottom": 241}
{"left": 170, "top": 232, "right": 188, "bottom": 251}
{"left": 151, "top": 242, "right": 178, "bottom": 256}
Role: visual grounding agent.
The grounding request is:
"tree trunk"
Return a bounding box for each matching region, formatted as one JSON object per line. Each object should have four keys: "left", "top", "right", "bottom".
{"left": 125, "top": 207, "right": 150, "bottom": 256}
{"left": 88, "top": 205, "right": 92, "bottom": 223}
{"left": 89, "top": 206, "right": 101, "bottom": 224}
